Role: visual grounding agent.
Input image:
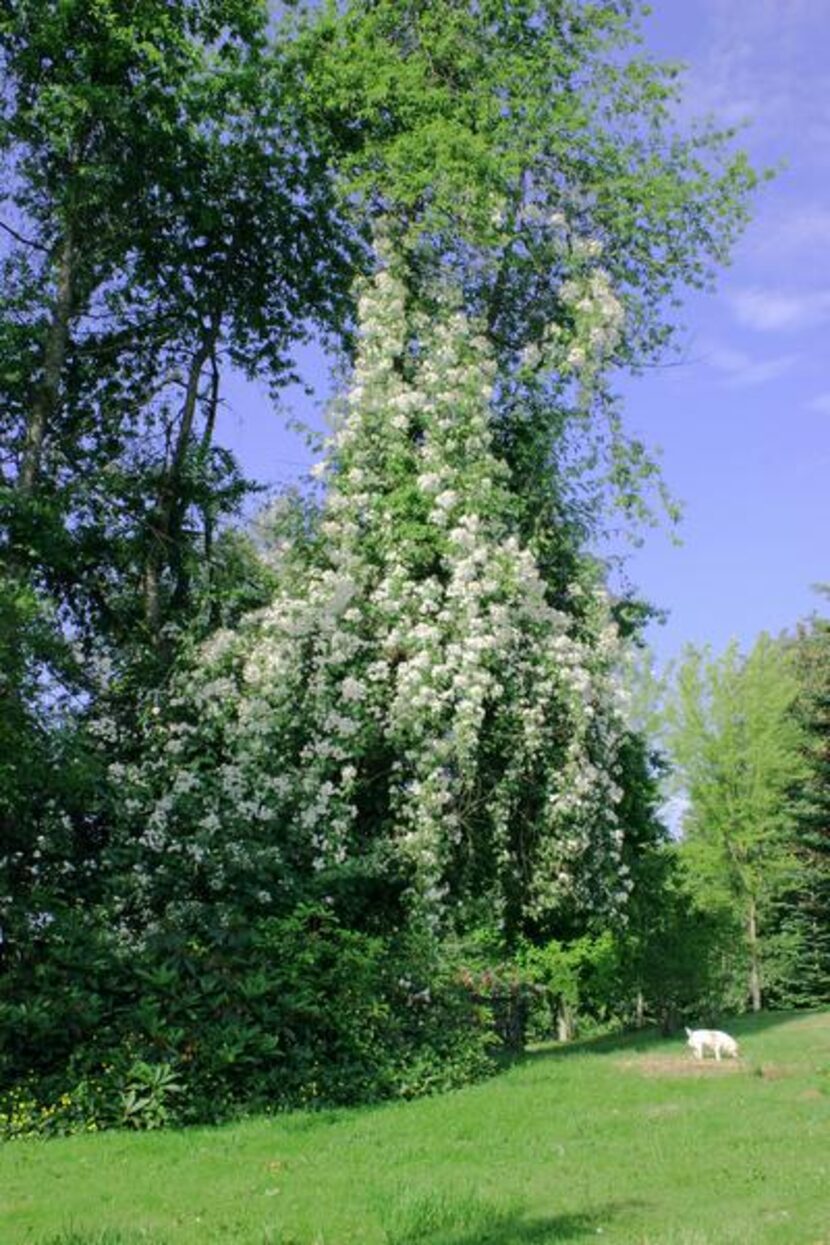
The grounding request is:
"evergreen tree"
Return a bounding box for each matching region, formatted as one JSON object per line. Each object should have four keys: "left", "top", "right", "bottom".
{"left": 777, "top": 607, "right": 830, "bottom": 1006}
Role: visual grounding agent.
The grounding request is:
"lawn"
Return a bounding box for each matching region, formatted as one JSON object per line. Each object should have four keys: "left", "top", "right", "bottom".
{"left": 1, "top": 1011, "right": 828, "bottom": 1245}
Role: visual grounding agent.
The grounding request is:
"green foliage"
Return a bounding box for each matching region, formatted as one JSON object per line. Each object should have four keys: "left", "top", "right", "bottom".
{"left": 0, "top": 905, "right": 496, "bottom": 1136}
{"left": 0, "top": 571, "right": 109, "bottom": 968}
{"left": 300, "top": 0, "right": 759, "bottom": 544}
{"left": 0, "top": 0, "right": 362, "bottom": 716}
{"left": 770, "top": 607, "right": 830, "bottom": 1008}
{"left": 0, "top": 1085, "right": 98, "bottom": 1141}
{"left": 666, "top": 635, "right": 807, "bottom": 1010}
{"left": 0, "top": 1057, "right": 181, "bottom": 1139}
{"left": 0, "top": 0, "right": 360, "bottom": 1026}
{"left": 520, "top": 931, "right": 621, "bottom": 1041}
{"left": 0, "top": 0, "right": 765, "bottom": 1131}
{"left": 623, "top": 850, "right": 746, "bottom": 1031}
{"left": 117, "top": 1061, "right": 183, "bottom": 1132}
{"left": 453, "top": 948, "right": 541, "bottom": 1053}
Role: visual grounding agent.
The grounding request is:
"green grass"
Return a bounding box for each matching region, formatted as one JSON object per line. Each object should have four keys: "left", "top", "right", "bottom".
{"left": 2, "top": 1011, "right": 829, "bottom": 1244}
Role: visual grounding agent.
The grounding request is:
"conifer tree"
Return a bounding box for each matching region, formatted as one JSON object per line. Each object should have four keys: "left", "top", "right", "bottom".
{"left": 780, "top": 610, "right": 830, "bottom": 1005}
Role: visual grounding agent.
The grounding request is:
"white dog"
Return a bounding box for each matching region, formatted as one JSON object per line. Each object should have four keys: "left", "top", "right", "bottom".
{"left": 685, "top": 1027, "right": 739, "bottom": 1061}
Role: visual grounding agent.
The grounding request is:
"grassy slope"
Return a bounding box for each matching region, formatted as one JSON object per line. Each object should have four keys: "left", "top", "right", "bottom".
{"left": 1, "top": 1011, "right": 828, "bottom": 1245}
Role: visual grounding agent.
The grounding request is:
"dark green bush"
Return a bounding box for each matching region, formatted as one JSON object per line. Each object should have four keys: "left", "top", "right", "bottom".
{"left": 0, "top": 905, "right": 496, "bottom": 1136}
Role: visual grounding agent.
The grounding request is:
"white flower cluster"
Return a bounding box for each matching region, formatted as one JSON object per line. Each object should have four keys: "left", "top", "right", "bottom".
{"left": 120, "top": 266, "right": 633, "bottom": 935}
{"left": 519, "top": 240, "right": 625, "bottom": 389}
{"left": 557, "top": 264, "right": 625, "bottom": 382}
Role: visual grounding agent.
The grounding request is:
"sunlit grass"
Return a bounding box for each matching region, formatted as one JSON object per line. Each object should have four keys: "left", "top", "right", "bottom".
{"left": 2, "top": 1010, "right": 828, "bottom": 1244}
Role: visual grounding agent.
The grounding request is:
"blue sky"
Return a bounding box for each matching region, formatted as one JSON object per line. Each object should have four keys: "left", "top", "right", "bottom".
{"left": 221, "top": 0, "right": 829, "bottom": 667}
{"left": 619, "top": 0, "right": 830, "bottom": 664}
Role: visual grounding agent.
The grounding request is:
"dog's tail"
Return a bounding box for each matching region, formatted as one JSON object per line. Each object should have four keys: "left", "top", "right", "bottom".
{"left": 684, "top": 1027, "right": 692, "bottom": 1038}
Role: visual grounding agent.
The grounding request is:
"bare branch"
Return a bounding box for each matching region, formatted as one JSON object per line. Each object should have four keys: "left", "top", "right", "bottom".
{"left": 0, "top": 217, "right": 49, "bottom": 253}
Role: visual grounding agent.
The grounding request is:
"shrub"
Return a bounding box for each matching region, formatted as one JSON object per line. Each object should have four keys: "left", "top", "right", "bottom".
{"left": 0, "top": 905, "right": 496, "bottom": 1135}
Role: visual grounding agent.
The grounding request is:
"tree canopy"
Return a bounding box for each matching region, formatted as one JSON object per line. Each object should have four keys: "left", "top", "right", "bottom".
{"left": 2, "top": 0, "right": 796, "bottom": 1135}
{"left": 666, "top": 636, "right": 807, "bottom": 1010}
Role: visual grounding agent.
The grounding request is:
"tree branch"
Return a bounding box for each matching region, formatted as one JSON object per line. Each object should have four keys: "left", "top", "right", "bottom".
{"left": 0, "top": 217, "right": 49, "bottom": 253}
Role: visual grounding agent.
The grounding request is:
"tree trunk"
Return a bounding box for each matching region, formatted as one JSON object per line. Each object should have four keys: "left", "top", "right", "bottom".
{"left": 20, "top": 231, "right": 75, "bottom": 496}
{"left": 747, "top": 897, "right": 763, "bottom": 1012}
{"left": 556, "top": 997, "right": 574, "bottom": 1042}
{"left": 635, "top": 987, "right": 645, "bottom": 1029}
{"left": 143, "top": 330, "right": 216, "bottom": 641}
{"left": 660, "top": 1005, "right": 676, "bottom": 1038}
{"left": 199, "top": 350, "right": 222, "bottom": 630}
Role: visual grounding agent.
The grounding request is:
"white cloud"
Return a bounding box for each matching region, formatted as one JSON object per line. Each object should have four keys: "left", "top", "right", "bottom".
{"left": 807, "top": 392, "right": 830, "bottom": 415}
{"left": 705, "top": 344, "right": 797, "bottom": 387}
{"left": 679, "top": 0, "right": 830, "bottom": 149}
{"left": 757, "top": 207, "right": 830, "bottom": 257}
{"left": 729, "top": 286, "right": 830, "bottom": 332}
{"left": 705, "top": 0, "right": 828, "bottom": 26}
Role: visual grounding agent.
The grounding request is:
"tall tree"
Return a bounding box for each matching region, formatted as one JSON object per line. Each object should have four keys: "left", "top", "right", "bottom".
{"left": 0, "top": 0, "right": 360, "bottom": 680}
{"left": 299, "top": 0, "right": 757, "bottom": 557}
{"left": 1, "top": 0, "right": 760, "bottom": 721}
{"left": 666, "top": 636, "right": 806, "bottom": 1011}
{"left": 2, "top": 0, "right": 760, "bottom": 967}
{"left": 779, "top": 605, "right": 830, "bottom": 1005}
{"left": 0, "top": 0, "right": 361, "bottom": 960}
{"left": 113, "top": 267, "right": 634, "bottom": 946}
